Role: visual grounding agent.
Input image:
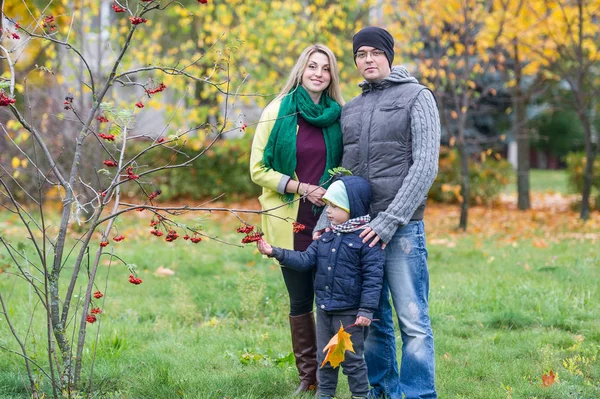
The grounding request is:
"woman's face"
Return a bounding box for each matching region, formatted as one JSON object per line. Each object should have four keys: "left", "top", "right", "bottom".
{"left": 301, "top": 52, "right": 331, "bottom": 101}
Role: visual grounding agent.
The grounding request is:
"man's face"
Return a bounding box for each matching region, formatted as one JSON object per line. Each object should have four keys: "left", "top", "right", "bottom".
{"left": 355, "top": 45, "right": 391, "bottom": 82}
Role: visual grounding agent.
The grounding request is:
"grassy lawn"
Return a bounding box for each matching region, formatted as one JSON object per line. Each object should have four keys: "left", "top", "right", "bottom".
{"left": 503, "top": 169, "right": 572, "bottom": 195}
{"left": 1, "top": 196, "right": 599, "bottom": 398}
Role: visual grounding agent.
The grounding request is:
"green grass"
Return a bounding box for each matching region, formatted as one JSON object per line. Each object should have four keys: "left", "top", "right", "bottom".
{"left": 1, "top": 207, "right": 600, "bottom": 399}
{"left": 504, "top": 169, "right": 571, "bottom": 195}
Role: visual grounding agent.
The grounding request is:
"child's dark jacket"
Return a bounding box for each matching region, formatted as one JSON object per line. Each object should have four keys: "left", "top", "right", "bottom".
{"left": 271, "top": 176, "right": 385, "bottom": 319}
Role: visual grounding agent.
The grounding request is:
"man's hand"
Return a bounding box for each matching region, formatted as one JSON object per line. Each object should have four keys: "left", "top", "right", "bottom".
{"left": 257, "top": 238, "right": 273, "bottom": 256}
{"left": 359, "top": 227, "right": 387, "bottom": 249}
{"left": 355, "top": 316, "right": 371, "bottom": 327}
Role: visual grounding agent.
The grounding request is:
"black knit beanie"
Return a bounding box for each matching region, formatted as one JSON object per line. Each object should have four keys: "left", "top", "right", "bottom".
{"left": 352, "top": 26, "right": 394, "bottom": 68}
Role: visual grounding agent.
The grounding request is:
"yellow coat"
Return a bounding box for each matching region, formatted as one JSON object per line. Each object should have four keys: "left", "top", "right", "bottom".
{"left": 250, "top": 98, "right": 300, "bottom": 250}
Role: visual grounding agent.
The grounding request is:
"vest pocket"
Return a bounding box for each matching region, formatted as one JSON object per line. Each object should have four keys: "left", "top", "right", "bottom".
{"left": 379, "top": 105, "right": 405, "bottom": 112}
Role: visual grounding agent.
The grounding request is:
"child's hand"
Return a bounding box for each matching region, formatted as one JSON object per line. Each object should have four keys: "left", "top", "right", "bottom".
{"left": 355, "top": 316, "right": 371, "bottom": 327}
{"left": 257, "top": 238, "right": 273, "bottom": 256}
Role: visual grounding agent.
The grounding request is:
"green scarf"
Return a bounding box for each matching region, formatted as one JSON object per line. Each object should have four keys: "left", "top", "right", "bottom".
{"left": 262, "top": 86, "right": 343, "bottom": 203}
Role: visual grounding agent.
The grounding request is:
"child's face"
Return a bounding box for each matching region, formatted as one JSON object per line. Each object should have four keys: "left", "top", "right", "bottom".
{"left": 326, "top": 203, "right": 350, "bottom": 225}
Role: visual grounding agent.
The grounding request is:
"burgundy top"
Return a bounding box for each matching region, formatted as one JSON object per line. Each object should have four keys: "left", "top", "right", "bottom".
{"left": 294, "top": 115, "right": 327, "bottom": 251}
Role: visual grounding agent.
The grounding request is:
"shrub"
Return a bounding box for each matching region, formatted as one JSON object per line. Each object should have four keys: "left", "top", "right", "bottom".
{"left": 564, "top": 152, "right": 600, "bottom": 209}
{"left": 429, "top": 146, "right": 512, "bottom": 205}
{"left": 127, "top": 134, "right": 260, "bottom": 201}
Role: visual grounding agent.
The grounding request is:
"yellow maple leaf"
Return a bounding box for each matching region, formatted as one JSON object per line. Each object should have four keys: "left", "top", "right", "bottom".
{"left": 320, "top": 322, "right": 355, "bottom": 369}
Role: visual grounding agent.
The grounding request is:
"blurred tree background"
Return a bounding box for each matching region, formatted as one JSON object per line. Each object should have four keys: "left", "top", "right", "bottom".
{"left": 2, "top": 0, "right": 599, "bottom": 226}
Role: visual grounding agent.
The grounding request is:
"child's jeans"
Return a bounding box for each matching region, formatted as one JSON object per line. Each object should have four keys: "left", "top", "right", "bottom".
{"left": 316, "top": 308, "right": 370, "bottom": 397}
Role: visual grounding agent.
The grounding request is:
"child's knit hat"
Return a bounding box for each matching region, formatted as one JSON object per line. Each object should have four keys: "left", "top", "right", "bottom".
{"left": 322, "top": 180, "right": 350, "bottom": 213}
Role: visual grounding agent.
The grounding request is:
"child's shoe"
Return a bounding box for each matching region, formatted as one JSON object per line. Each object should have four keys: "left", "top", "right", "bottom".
{"left": 316, "top": 395, "right": 335, "bottom": 399}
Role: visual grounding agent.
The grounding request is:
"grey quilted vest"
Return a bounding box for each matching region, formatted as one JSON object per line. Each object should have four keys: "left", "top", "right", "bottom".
{"left": 341, "top": 67, "right": 431, "bottom": 218}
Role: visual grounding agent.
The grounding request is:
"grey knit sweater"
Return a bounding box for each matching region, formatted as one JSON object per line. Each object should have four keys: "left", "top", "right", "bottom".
{"left": 316, "top": 66, "right": 440, "bottom": 243}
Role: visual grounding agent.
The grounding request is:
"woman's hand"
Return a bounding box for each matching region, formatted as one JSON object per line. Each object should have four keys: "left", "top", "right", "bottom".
{"left": 304, "top": 184, "right": 326, "bottom": 207}
{"left": 355, "top": 316, "right": 371, "bottom": 327}
{"left": 257, "top": 239, "right": 273, "bottom": 256}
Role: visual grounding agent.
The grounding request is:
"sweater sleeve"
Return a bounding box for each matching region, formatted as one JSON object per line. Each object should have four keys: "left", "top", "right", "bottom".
{"left": 249, "top": 100, "right": 292, "bottom": 194}
{"left": 368, "top": 90, "right": 441, "bottom": 243}
{"left": 313, "top": 206, "right": 330, "bottom": 233}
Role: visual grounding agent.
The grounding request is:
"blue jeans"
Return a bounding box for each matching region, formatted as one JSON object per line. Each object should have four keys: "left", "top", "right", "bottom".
{"left": 364, "top": 221, "right": 437, "bottom": 399}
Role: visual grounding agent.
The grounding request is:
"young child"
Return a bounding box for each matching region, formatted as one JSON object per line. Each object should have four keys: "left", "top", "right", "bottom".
{"left": 257, "top": 176, "right": 385, "bottom": 399}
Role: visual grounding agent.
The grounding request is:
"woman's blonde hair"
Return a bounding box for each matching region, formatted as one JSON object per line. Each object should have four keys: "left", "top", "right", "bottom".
{"left": 277, "top": 44, "right": 345, "bottom": 105}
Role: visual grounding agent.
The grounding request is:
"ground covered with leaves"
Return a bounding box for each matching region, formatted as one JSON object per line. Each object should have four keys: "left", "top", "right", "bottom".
{"left": 1, "top": 191, "right": 599, "bottom": 398}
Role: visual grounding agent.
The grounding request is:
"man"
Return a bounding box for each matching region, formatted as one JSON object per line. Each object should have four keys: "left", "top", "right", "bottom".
{"left": 342, "top": 26, "right": 440, "bottom": 399}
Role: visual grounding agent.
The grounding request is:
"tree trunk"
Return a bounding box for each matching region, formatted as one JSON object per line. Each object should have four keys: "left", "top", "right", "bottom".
{"left": 580, "top": 116, "right": 594, "bottom": 220}
{"left": 457, "top": 138, "right": 469, "bottom": 231}
{"left": 514, "top": 41, "right": 531, "bottom": 210}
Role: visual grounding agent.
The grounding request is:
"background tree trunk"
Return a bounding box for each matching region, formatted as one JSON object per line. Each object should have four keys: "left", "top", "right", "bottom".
{"left": 457, "top": 135, "right": 469, "bottom": 231}
{"left": 514, "top": 42, "right": 531, "bottom": 210}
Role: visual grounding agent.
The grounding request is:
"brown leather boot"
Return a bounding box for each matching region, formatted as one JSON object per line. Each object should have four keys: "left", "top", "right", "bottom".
{"left": 289, "top": 312, "right": 318, "bottom": 395}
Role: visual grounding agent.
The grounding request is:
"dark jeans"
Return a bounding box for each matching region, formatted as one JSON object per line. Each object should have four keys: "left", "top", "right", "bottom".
{"left": 316, "top": 309, "right": 369, "bottom": 397}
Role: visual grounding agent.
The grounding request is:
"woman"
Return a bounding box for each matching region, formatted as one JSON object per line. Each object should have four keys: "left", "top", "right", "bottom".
{"left": 250, "top": 44, "right": 344, "bottom": 394}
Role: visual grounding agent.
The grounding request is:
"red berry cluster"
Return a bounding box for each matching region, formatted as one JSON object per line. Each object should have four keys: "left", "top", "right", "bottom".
{"left": 90, "top": 307, "right": 102, "bottom": 314}
{"left": 94, "top": 291, "right": 104, "bottom": 299}
{"left": 99, "top": 133, "right": 115, "bottom": 141}
{"left": 100, "top": 241, "right": 109, "bottom": 247}
{"left": 103, "top": 159, "right": 118, "bottom": 167}
{"left": 42, "top": 15, "right": 56, "bottom": 31}
{"left": 237, "top": 224, "right": 263, "bottom": 243}
{"left": 241, "top": 232, "right": 264, "bottom": 244}
{"left": 157, "top": 137, "right": 165, "bottom": 143}
{"left": 165, "top": 230, "right": 179, "bottom": 242}
{"left": 0, "top": 92, "right": 16, "bottom": 106}
{"left": 11, "top": 32, "right": 20, "bottom": 39}
{"left": 292, "top": 222, "right": 306, "bottom": 233}
{"left": 126, "top": 166, "right": 140, "bottom": 180}
{"left": 129, "top": 274, "right": 143, "bottom": 285}
{"left": 113, "top": 235, "right": 125, "bottom": 242}
{"left": 240, "top": 122, "right": 248, "bottom": 131}
{"left": 135, "top": 101, "right": 144, "bottom": 108}
{"left": 150, "top": 229, "right": 163, "bottom": 237}
{"left": 63, "top": 95, "right": 73, "bottom": 110}
{"left": 237, "top": 225, "right": 254, "bottom": 234}
{"left": 96, "top": 115, "right": 109, "bottom": 123}
{"left": 145, "top": 83, "right": 166, "bottom": 95}
{"left": 86, "top": 314, "right": 97, "bottom": 323}
{"left": 112, "top": 3, "right": 126, "bottom": 12}
{"left": 197, "top": 0, "right": 208, "bottom": 3}
{"left": 129, "top": 16, "right": 147, "bottom": 25}
{"left": 190, "top": 236, "right": 202, "bottom": 243}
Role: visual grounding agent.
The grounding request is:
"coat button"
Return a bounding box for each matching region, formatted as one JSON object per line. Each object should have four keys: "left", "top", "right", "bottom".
{"left": 331, "top": 248, "right": 336, "bottom": 252}
{"left": 349, "top": 243, "right": 353, "bottom": 247}
{"left": 325, "top": 286, "right": 329, "bottom": 290}
{"left": 321, "top": 304, "right": 325, "bottom": 309}
{"left": 328, "top": 267, "right": 331, "bottom": 271}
